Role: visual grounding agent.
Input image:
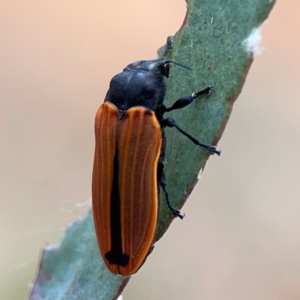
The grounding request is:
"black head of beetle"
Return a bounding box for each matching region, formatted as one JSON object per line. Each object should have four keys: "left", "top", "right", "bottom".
{"left": 104, "top": 59, "right": 188, "bottom": 113}
{"left": 124, "top": 59, "right": 172, "bottom": 78}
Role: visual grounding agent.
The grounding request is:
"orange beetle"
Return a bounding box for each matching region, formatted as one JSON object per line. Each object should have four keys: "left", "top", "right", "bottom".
{"left": 92, "top": 59, "right": 220, "bottom": 276}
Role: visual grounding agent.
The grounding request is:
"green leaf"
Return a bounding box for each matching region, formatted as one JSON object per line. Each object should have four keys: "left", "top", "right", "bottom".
{"left": 29, "top": 212, "right": 129, "bottom": 300}
{"left": 155, "top": 0, "right": 275, "bottom": 238}
{"left": 29, "top": 1, "right": 275, "bottom": 299}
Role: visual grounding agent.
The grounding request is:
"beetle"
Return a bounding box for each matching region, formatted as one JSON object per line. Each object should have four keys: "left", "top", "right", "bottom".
{"left": 92, "top": 58, "right": 220, "bottom": 276}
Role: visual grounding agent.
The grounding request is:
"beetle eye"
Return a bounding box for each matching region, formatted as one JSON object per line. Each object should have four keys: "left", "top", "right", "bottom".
{"left": 158, "top": 62, "right": 171, "bottom": 78}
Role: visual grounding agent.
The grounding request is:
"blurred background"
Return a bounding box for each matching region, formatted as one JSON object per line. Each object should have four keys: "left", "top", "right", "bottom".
{"left": 1, "top": 1, "right": 300, "bottom": 299}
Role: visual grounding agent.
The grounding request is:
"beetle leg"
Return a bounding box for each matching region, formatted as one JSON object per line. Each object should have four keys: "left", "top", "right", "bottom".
{"left": 163, "top": 118, "right": 221, "bottom": 156}
{"left": 165, "top": 86, "right": 214, "bottom": 112}
{"left": 148, "top": 245, "right": 155, "bottom": 255}
{"left": 162, "top": 36, "right": 173, "bottom": 59}
{"left": 157, "top": 161, "right": 185, "bottom": 219}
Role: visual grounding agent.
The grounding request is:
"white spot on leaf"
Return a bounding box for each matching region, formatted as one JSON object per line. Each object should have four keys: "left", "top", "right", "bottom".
{"left": 242, "top": 27, "right": 264, "bottom": 55}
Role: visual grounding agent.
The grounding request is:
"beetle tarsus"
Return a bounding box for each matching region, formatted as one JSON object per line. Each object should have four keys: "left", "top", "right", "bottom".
{"left": 171, "top": 208, "right": 185, "bottom": 219}
{"left": 162, "top": 36, "right": 173, "bottom": 59}
{"left": 165, "top": 86, "right": 214, "bottom": 113}
{"left": 161, "top": 183, "right": 184, "bottom": 219}
{"left": 163, "top": 118, "right": 221, "bottom": 156}
{"left": 192, "top": 85, "right": 214, "bottom": 98}
{"left": 148, "top": 245, "right": 155, "bottom": 255}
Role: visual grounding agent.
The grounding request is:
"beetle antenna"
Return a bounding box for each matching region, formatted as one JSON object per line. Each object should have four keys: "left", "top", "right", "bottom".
{"left": 165, "top": 60, "right": 192, "bottom": 71}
